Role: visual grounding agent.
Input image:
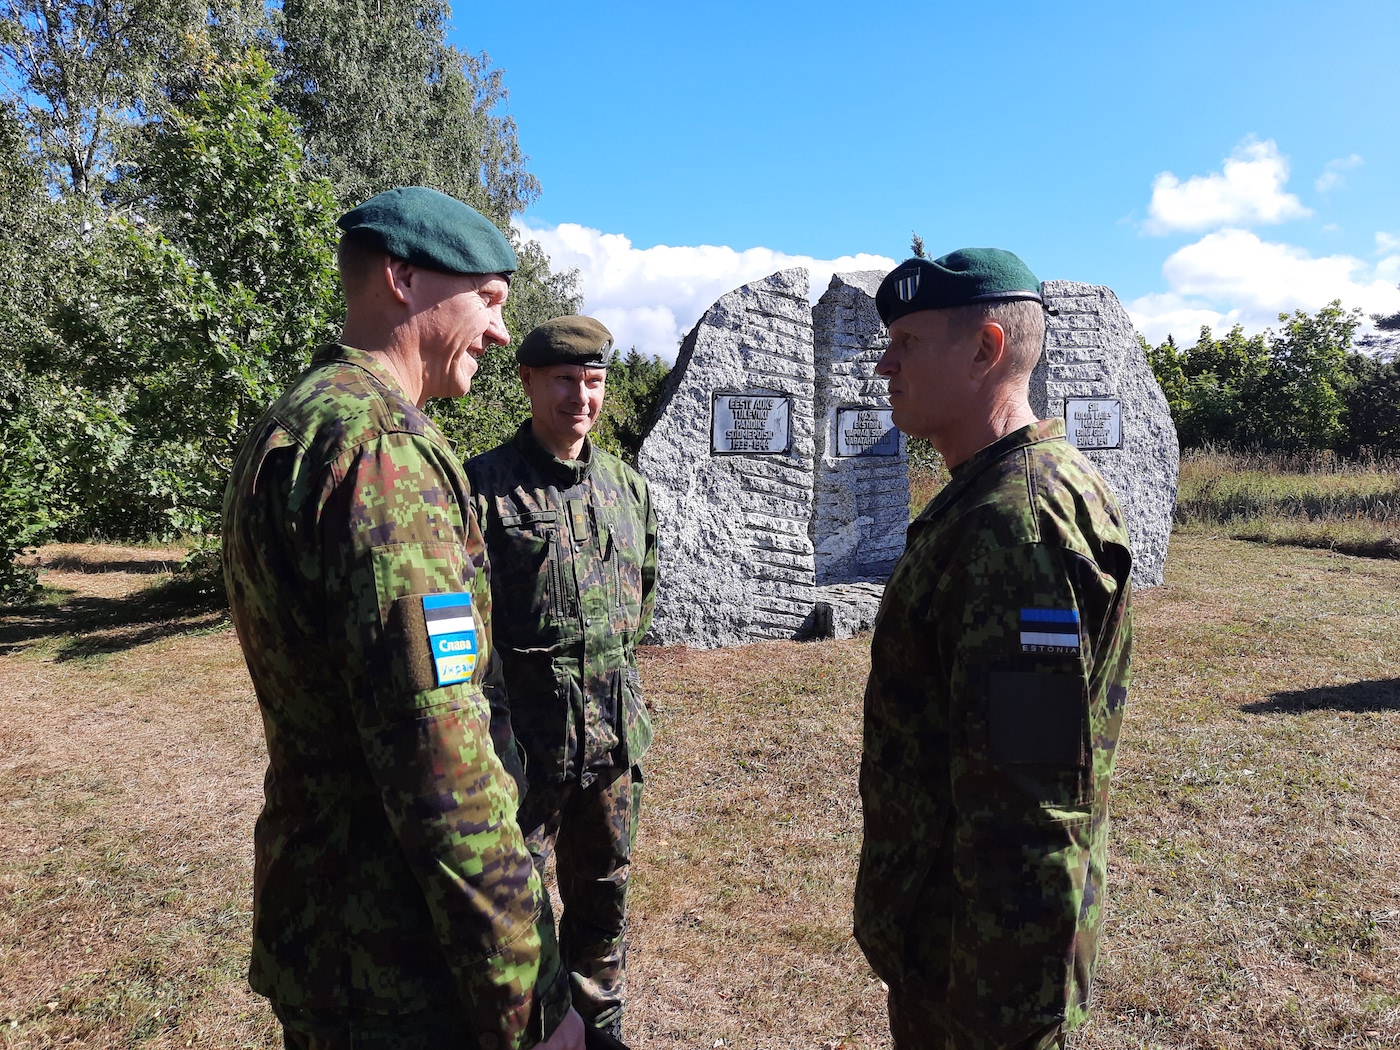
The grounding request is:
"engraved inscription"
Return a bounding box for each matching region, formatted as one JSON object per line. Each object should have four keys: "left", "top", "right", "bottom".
{"left": 835, "top": 407, "right": 898, "bottom": 457}
{"left": 711, "top": 393, "right": 792, "bottom": 454}
{"left": 1063, "top": 398, "right": 1123, "bottom": 449}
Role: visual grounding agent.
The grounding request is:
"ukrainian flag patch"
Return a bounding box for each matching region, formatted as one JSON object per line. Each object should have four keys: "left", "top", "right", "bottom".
{"left": 1019, "top": 607, "right": 1080, "bottom": 654}
{"left": 423, "top": 592, "right": 478, "bottom": 686}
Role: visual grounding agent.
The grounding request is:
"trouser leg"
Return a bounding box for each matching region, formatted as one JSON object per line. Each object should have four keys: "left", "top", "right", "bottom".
{"left": 554, "top": 764, "right": 637, "bottom": 1031}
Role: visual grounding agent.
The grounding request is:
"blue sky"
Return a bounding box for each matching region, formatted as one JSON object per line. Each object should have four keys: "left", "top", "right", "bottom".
{"left": 456, "top": 1, "right": 1400, "bottom": 359}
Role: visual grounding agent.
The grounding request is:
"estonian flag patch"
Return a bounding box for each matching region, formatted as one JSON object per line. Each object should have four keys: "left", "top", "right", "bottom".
{"left": 423, "top": 592, "right": 478, "bottom": 686}
{"left": 1019, "top": 607, "right": 1080, "bottom": 654}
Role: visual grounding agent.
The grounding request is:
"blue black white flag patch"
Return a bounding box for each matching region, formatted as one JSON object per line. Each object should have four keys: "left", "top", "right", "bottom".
{"left": 1020, "top": 607, "right": 1080, "bottom": 654}
{"left": 423, "top": 592, "right": 477, "bottom": 686}
{"left": 896, "top": 269, "right": 920, "bottom": 302}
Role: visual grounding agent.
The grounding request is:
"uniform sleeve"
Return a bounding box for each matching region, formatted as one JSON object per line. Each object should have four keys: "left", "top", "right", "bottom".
{"left": 935, "top": 542, "right": 1122, "bottom": 1046}
{"left": 633, "top": 480, "right": 659, "bottom": 649}
{"left": 321, "top": 432, "right": 568, "bottom": 1050}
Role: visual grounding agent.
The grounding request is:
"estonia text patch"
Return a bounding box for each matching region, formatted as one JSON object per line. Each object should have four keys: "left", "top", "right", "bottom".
{"left": 1020, "top": 607, "right": 1080, "bottom": 654}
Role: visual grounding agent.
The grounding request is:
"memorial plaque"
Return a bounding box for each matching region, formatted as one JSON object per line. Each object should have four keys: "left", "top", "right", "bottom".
{"left": 711, "top": 392, "right": 792, "bottom": 454}
{"left": 835, "top": 406, "right": 898, "bottom": 457}
{"left": 1064, "top": 398, "right": 1123, "bottom": 450}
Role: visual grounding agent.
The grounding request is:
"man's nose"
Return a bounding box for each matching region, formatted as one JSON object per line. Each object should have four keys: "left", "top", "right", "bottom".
{"left": 874, "top": 349, "right": 896, "bottom": 376}
{"left": 485, "top": 309, "right": 509, "bottom": 348}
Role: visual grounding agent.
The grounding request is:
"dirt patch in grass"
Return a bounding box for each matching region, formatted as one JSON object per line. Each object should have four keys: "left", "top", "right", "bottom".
{"left": 4, "top": 535, "right": 1400, "bottom": 1048}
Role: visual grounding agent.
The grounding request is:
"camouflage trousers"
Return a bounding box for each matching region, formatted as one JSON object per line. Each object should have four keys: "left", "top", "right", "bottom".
{"left": 886, "top": 989, "right": 1064, "bottom": 1050}
{"left": 517, "top": 763, "right": 641, "bottom": 1032}
{"left": 273, "top": 1004, "right": 479, "bottom": 1050}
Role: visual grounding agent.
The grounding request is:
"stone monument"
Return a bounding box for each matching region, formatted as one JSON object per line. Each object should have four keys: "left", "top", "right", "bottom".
{"left": 636, "top": 268, "right": 1180, "bottom": 648}
{"left": 638, "top": 268, "right": 817, "bottom": 647}
{"left": 1033, "top": 281, "right": 1179, "bottom": 587}
{"left": 811, "top": 271, "right": 908, "bottom": 585}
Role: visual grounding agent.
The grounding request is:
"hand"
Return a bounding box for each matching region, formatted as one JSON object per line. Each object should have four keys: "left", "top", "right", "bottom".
{"left": 537, "top": 1006, "right": 585, "bottom": 1050}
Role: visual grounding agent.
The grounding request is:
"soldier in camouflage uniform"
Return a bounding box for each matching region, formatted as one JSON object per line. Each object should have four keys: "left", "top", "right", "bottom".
{"left": 222, "top": 187, "right": 584, "bottom": 1050}
{"left": 854, "top": 250, "right": 1133, "bottom": 1049}
{"left": 466, "top": 316, "right": 656, "bottom": 1040}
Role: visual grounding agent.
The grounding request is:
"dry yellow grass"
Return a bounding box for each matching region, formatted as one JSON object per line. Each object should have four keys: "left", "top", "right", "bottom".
{"left": 3, "top": 535, "right": 1399, "bottom": 1048}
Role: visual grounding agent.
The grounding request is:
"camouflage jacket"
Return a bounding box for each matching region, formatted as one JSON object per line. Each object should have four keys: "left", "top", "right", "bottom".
{"left": 854, "top": 418, "right": 1133, "bottom": 1045}
{"left": 466, "top": 422, "right": 657, "bottom": 789}
{"left": 221, "top": 345, "right": 569, "bottom": 1050}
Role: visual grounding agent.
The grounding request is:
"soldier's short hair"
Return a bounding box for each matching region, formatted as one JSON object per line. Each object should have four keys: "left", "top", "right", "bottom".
{"left": 947, "top": 299, "right": 1045, "bottom": 379}
{"left": 337, "top": 233, "right": 386, "bottom": 296}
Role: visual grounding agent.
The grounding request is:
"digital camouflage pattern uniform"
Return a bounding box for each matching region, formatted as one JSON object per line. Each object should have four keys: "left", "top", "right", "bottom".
{"left": 855, "top": 418, "right": 1133, "bottom": 1050}
{"left": 466, "top": 421, "right": 656, "bottom": 1032}
{"left": 222, "top": 345, "right": 570, "bottom": 1050}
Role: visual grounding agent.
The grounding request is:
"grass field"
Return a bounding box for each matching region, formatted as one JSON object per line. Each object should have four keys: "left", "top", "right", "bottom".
{"left": 3, "top": 534, "right": 1400, "bottom": 1049}
{"left": 1177, "top": 450, "right": 1400, "bottom": 558}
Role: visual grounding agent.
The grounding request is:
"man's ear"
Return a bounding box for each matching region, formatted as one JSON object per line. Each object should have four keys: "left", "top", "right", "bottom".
{"left": 384, "top": 257, "right": 415, "bottom": 306}
{"left": 518, "top": 364, "right": 533, "bottom": 396}
{"left": 969, "top": 321, "right": 1007, "bottom": 380}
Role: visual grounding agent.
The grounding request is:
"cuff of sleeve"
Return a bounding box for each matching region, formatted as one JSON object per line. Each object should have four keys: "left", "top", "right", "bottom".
{"left": 529, "top": 901, "right": 572, "bottom": 1045}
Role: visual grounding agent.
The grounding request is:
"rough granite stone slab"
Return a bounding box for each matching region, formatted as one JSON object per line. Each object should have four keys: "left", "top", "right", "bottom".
{"left": 638, "top": 268, "right": 817, "bottom": 647}
{"left": 811, "top": 270, "right": 906, "bottom": 585}
{"left": 1032, "top": 280, "right": 1180, "bottom": 587}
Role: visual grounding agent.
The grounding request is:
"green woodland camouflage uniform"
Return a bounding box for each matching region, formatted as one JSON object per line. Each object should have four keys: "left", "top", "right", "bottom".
{"left": 466, "top": 421, "right": 657, "bottom": 1032}
{"left": 855, "top": 418, "right": 1133, "bottom": 1050}
{"left": 222, "top": 345, "right": 570, "bottom": 1050}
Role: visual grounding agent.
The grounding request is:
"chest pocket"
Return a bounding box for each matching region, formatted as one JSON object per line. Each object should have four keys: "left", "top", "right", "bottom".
{"left": 498, "top": 509, "right": 570, "bottom": 623}
{"left": 597, "top": 508, "right": 643, "bottom": 632}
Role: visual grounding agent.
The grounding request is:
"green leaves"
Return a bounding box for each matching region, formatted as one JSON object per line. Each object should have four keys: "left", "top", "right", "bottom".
{"left": 1145, "top": 303, "right": 1378, "bottom": 453}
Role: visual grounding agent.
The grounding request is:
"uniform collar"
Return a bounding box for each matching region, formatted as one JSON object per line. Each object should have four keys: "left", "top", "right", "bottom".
{"left": 313, "top": 343, "right": 411, "bottom": 401}
{"left": 916, "top": 417, "right": 1066, "bottom": 523}
{"left": 511, "top": 420, "right": 593, "bottom": 487}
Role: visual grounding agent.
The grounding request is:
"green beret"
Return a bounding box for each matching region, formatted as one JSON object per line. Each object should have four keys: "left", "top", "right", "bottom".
{"left": 336, "top": 186, "right": 517, "bottom": 277}
{"left": 517, "top": 316, "right": 615, "bottom": 368}
{"left": 876, "top": 248, "right": 1042, "bottom": 325}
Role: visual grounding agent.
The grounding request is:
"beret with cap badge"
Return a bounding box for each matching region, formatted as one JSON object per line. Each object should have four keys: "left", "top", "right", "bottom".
{"left": 516, "top": 316, "right": 615, "bottom": 368}
{"left": 876, "top": 247, "right": 1042, "bottom": 326}
{"left": 336, "top": 186, "right": 518, "bottom": 277}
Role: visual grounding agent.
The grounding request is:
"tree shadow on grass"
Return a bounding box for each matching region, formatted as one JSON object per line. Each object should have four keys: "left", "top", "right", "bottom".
{"left": 1242, "top": 678, "right": 1400, "bottom": 714}
{"left": 0, "top": 575, "right": 229, "bottom": 661}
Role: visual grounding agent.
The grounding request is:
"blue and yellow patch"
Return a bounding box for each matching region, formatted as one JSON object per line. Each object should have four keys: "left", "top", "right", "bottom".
{"left": 423, "top": 592, "right": 477, "bottom": 685}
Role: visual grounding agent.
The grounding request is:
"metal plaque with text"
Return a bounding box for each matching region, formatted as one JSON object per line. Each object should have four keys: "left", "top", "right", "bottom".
{"left": 1063, "top": 398, "right": 1123, "bottom": 449}
{"left": 835, "top": 407, "right": 899, "bottom": 457}
{"left": 711, "top": 393, "right": 792, "bottom": 454}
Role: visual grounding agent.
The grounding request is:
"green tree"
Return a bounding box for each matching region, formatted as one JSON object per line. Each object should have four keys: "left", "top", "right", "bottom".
{"left": 53, "top": 51, "right": 341, "bottom": 538}
{"left": 1340, "top": 351, "right": 1400, "bottom": 458}
{"left": 592, "top": 349, "right": 671, "bottom": 464}
{"left": 272, "top": 0, "right": 535, "bottom": 224}
{"left": 1258, "top": 302, "right": 1358, "bottom": 450}
{"left": 0, "top": 0, "right": 211, "bottom": 197}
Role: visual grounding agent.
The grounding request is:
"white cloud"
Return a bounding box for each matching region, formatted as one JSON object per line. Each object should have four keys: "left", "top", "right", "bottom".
{"left": 1144, "top": 138, "right": 1311, "bottom": 235}
{"left": 1377, "top": 231, "right": 1400, "bottom": 254}
{"left": 1315, "top": 153, "right": 1363, "bottom": 193}
{"left": 1129, "top": 228, "right": 1400, "bottom": 344}
{"left": 516, "top": 220, "right": 895, "bottom": 361}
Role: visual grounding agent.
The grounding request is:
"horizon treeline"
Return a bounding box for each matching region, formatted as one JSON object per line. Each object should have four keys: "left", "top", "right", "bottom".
{"left": 1145, "top": 302, "right": 1400, "bottom": 458}
{"left": 0, "top": 0, "right": 668, "bottom": 602}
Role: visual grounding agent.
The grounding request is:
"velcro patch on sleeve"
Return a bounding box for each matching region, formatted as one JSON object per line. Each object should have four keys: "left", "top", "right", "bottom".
{"left": 988, "top": 671, "right": 1086, "bottom": 766}
{"left": 423, "top": 592, "right": 478, "bottom": 686}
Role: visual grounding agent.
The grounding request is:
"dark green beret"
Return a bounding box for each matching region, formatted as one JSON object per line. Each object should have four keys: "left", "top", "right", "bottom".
{"left": 517, "top": 316, "right": 615, "bottom": 368}
{"left": 875, "top": 248, "right": 1042, "bottom": 325}
{"left": 336, "top": 186, "right": 517, "bottom": 277}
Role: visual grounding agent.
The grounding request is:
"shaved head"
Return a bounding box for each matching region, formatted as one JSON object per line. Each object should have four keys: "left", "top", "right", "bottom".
{"left": 336, "top": 234, "right": 387, "bottom": 298}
